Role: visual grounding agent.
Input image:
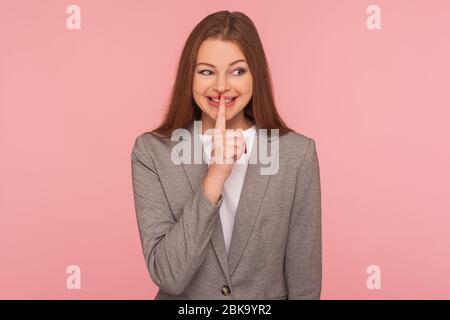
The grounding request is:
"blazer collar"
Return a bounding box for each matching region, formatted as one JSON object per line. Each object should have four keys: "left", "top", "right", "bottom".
{"left": 180, "top": 120, "right": 276, "bottom": 283}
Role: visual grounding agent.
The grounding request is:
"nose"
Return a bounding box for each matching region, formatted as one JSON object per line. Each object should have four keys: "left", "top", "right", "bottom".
{"left": 213, "top": 72, "right": 230, "bottom": 94}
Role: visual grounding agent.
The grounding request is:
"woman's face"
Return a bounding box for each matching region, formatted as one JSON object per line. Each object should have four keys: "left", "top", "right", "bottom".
{"left": 193, "top": 39, "right": 253, "bottom": 127}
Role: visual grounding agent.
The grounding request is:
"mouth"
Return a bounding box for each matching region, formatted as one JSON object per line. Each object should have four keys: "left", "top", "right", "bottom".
{"left": 206, "top": 96, "right": 238, "bottom": 107}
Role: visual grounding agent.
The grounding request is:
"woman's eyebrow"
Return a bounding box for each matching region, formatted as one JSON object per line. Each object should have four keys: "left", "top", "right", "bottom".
{"left": 196, "top": 59, "right": 247, "bottom": 68}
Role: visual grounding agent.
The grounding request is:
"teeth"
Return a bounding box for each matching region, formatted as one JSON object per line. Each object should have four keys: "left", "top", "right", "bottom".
{"left": 209, "top": 97, "right": 235, "bottom": 103}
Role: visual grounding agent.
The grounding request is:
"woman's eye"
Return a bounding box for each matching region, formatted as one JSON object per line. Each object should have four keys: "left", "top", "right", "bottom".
{"left": 198, "top": 70, "right": 213, "bottom": 76}
{"left": 233, "top": 68, "right": 246, "bottom": 76}
{"left": 198, "top": 68, "right": 247, "bottom": 77}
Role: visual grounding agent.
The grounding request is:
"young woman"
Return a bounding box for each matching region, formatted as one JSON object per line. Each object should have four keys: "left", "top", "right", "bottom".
{"left": 131, "top": 10, "right": 322, "bottom": 300}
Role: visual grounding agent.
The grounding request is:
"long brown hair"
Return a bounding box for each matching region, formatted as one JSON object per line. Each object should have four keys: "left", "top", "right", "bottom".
{"left": 151, "top": 10, "right": 294, "bottom": 139}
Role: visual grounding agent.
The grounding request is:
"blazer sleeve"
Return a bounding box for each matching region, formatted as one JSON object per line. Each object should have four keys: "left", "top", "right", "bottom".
{"left": 284, "top": 138, "right": 322, "bottom": 300}
{"left": 131, "top": 134, "right": 224, "bottom": 296}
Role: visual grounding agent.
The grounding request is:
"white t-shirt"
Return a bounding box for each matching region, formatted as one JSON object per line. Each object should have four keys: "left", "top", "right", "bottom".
{"left": 199, "top": 125, "right": 257, "bottom": 255}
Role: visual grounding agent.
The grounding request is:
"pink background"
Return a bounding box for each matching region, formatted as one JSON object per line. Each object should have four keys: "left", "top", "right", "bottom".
{"left": 1, "top": 0, "right": 450, "bottom": 299}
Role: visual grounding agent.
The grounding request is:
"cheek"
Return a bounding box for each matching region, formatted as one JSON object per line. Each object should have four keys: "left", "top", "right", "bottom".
{"left": 240, "top": 80, "right": 253, "bottom": 98}
{"left": 193, "top": 76, "right": 210, "bottom": 93}
{"left": 236, "top": 76, "right": 252, "bottom": 94}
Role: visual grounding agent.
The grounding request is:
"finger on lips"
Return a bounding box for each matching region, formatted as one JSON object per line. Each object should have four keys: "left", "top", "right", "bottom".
{"left": 212, "top": 94, "right": 248, "bottom": 160}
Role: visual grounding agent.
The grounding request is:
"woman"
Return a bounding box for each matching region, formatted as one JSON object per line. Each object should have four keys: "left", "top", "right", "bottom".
{"left": 131, "top": 10, "right": 322, "bottom": 300}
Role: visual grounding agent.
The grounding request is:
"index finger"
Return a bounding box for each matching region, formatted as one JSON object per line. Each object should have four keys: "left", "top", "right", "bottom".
{"left": 215, "top": 94, "right": 226, "bottom": 133}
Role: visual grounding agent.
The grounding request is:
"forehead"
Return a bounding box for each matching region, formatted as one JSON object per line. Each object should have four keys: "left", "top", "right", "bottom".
{"left": 196, "top": 39, "right": 246, "bottom": 64}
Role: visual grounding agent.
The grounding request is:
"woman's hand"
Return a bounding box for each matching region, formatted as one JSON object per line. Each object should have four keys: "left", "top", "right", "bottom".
{"left": 210, "top": 94, "right": 247, "bottom": 179}
{"left": 201, "top": 94, "right": 247, "bottom": 205}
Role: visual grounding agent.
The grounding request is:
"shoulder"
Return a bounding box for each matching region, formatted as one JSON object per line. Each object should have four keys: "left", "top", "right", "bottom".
{"left": 276, "top": 130, "right": 319, "bottom": 170}
{"left": 278, "top": 129, "right": 317, "bottom": 155}
{"left": 131, "top": 131, "right": 173, "bottom": 162}
{"left": 279, "top": 130, "right": 313, "bottom": 147}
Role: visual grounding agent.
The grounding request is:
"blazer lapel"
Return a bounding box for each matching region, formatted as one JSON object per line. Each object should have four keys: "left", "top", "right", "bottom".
{"left": 227, "top": 127, "right": 273, "bottom": 277}
{"left": 178, "top": 120, "right": 275, "bottom": 282}
{"left": 179, "top": 121, "right": 232, "bottom": 286}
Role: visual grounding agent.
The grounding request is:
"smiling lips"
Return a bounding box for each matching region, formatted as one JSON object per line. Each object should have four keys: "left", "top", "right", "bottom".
{"left": 207, "top": 95, "right": 238, "bottom": 107}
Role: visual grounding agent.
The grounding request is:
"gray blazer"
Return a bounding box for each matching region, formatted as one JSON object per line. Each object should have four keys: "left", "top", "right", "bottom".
{"left": 131, "top": 121, "right": 322, "bottom": 300}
